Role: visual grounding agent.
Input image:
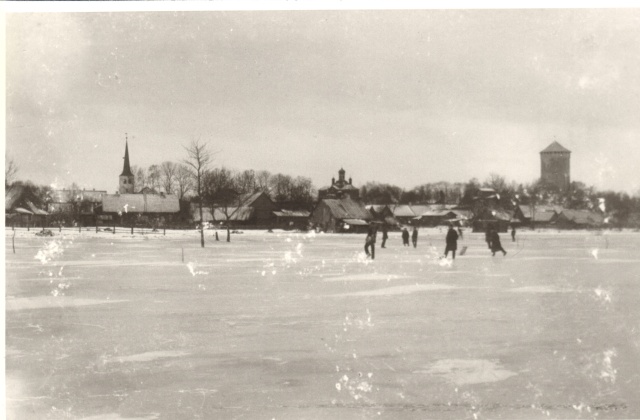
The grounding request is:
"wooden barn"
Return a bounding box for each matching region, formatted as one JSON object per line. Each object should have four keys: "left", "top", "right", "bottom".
{"left": 554, "top": 209, "right": 604, "bottom": 229}
{"left": 192, "top": 191, "right": 278, "bottom": 228}
{"left": 5, "top": 184, "right": 49, "bottom": 228}
{"left": 102, "top": 193, "right": 181, "bottom": 227}
{"left": 273, "top": 210, "right": 311, "bottom": 230}
{"left": 472, "top": 208, "right": 513, "bottom": 232}
{"left": 48, "top": 189, "right": 106, "bottom": 226}
{"left": 366, "top": 204, "right": 398, "bottom": 227}
{"left": 311, "top": 197, "right": 373, "bottom": 233}
{"left": 513, "top": 205, "right": 562, "bottom": 228}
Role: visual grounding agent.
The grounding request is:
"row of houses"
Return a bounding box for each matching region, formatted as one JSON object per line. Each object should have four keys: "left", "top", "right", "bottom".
{"left": 5, "top": 183, "right": 608, "bottom": 232}
{"left": 4, "top": 185, "right": 312, "bottom": 230}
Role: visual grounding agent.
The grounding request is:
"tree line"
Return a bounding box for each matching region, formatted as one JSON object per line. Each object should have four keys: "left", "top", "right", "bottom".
{"left": 359, "top": 173, "right": 640, "bottom": 228}
{"left": 6, "top": 151, "right": 640, "bottom": 230}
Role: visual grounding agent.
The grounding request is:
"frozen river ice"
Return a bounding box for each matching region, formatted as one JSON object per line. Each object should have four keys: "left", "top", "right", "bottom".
{"left": 5, "top": 228, "right": 640, "bottom": 419}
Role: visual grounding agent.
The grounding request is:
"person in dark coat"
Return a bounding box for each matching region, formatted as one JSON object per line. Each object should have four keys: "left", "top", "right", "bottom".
{"left": 490, "top": 228, "right": 507, "bottom": 256}
{"left": 511, "top": 225, "right": 516, "bottom": 242}
{"left": 370, "top": 226, "right": 377, "bottom": 259}
{"left": 485, "top": 228, "right": 492, "bottom": 249}
{"left": 401, "top": 228, "right": 410, "bottom": 246}
{"left": 411, "top": 227, "right": 418, "bottom": 248}
{"left": 381, "top": 225, "right": 389, "bottom": 248}
{"left": 364, "top": 225, "right": 378, "bottom": 259}
{"left": 444, "top": 224, "right": 459, "bottom": 259}
{"left": 364, "top": 231, "right": 373, "bottom": 258}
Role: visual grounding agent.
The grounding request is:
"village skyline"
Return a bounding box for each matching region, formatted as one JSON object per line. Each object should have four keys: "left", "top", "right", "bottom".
{"left": 6, "top": 6, "right": 640, "bottom": 195}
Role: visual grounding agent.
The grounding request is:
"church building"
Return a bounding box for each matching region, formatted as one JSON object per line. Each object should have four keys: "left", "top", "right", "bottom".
{"left": 119, "top": 139, "right": 135, "bottom": 194}
{"left": 318, "top": 168, "right": 360, "bottom": 200}
{"left": 100, "top": 138, "right": 181, "bottom": 224}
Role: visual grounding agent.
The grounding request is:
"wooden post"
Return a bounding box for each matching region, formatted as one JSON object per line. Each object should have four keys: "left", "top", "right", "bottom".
{"left": 181, "top": 247, "right": 184, "bottom": 263}
{"left": 12, "top": 230, "right": 16, "bottom": 254}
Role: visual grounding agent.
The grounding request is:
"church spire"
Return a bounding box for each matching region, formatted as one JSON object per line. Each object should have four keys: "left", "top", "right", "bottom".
{"left": 120, "top": 135, "right": 133, "bottom": 177}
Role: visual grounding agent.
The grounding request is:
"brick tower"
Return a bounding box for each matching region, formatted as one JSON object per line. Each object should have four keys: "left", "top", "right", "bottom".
{"left": 540, "top": 141, "right": 571, "bottom": 191}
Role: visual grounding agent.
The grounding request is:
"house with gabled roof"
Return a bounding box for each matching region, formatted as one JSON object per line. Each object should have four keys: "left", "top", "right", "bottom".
{"left": 389, "top": 204, "right": 416, "bottom": 225}
{"left": 191, "top": 191, "right": 279, "bottom": 227}
{"left": 365, "top": 204, "right": 398, "bottom": 226}
{"left": 273, "top": 210, "right": 311, "bottom": 230}
{"left": 311, "top": 197, "right": 372, "bottom": 233}
{"left": 554, "top": 209, "right": 604, "bottom": 229}
{"left": 102, "top": 192, "right": 181, "bottom": 226}
{"left": 5, "top": 184, "right": 49, "bottom": 227}
{"left": 48, "top": 188, "right": 107, "bottom": 226}
{"left": 512, "top": 204, "right": 562, "bottom": 228}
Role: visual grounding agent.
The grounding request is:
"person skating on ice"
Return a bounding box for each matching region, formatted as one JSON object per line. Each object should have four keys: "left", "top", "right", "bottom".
{"left": 490, "top": 227, "right": 507, "bottom": 256}
{"left": 444, "top": 224, "right": 459, "bottom": 259}
{"left": 402, "top": 227, "right": 410, "bottom": 246}
{"left": 381, "top": 224, "right": 389, "bottom": 248}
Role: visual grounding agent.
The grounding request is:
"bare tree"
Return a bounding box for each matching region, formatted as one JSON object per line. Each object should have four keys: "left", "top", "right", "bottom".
{"left": 160, "top": 161, "right": 177, "bottom": 194}
{"left": 147, "top": 164, "right": 162, "bottom": 193}
{"left": 131, "top": 165, "right": 148, "bottom": 192}
{"left": 255, "top": 170, "right": 272, "bottom": 193}
{"left": 235, "top": 169, "right": 258, "bottom": 194}
{"left": 484, "top": 173, "right": 508, "bottom": 193}
{"left": 5, "top": 157, "right": 18, "bottom": 187}
{"left": 174, "top": 164, "right": 193, "bottom": 199}
{"left": 210, "top": 173, "right": 256, "bottom": 242}
{"left": 184, "top": 140, "right": 212, "bottom": 247}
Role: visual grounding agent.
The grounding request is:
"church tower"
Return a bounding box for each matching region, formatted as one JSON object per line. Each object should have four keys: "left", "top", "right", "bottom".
{"left": 540, "top": 141, "right": 571, "bottom": 191}
{"left": 119, "top": 137, "right": 135, "bottom": 194}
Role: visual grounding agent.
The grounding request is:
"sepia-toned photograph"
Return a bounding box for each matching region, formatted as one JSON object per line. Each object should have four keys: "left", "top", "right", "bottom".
{"left": 5, "top": 3, "right": 640, "bottom": 419}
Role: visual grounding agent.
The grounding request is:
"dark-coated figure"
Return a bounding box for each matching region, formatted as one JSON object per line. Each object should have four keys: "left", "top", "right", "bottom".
{"left": 444, "top": 225, "right": 459, "bottom": 259}
{"left": 490, "top": 229, "right": 507, "bottom": 256}
{"left": 381, "top": 225, "right": 389, "bottom": 248}
{"left": 411, "top": 227, "right": 418, "bottom": 248}
{"left": 364, "top": 225, "right": 377, "bottom": 259}
{"left": 402, "top": 228, "right": 410, "bottom": 246}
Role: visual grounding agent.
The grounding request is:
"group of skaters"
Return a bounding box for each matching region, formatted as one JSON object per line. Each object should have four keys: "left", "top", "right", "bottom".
{"left": 364, "top": 223, "right": 511, "bottom": 260}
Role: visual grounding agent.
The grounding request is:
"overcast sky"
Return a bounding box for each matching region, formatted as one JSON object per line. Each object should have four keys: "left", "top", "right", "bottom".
{"left": 6, "top": 7, "right": 640, "bottom": 194}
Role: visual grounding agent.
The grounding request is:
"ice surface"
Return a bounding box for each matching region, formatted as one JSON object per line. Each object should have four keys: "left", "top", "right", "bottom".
{"left": 5, "top": 229, "right": 640, "bottom": 419}
{"left": 417, "top": 359, "right": 517, "bottom": 385}
{"left": 332, "top": 283, "right": 459, "bottom": 297}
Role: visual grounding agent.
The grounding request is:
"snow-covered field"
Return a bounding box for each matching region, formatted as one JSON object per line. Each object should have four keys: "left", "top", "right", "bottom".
{"left": 5, "top": 228, "right": 640, "bottom": 419}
